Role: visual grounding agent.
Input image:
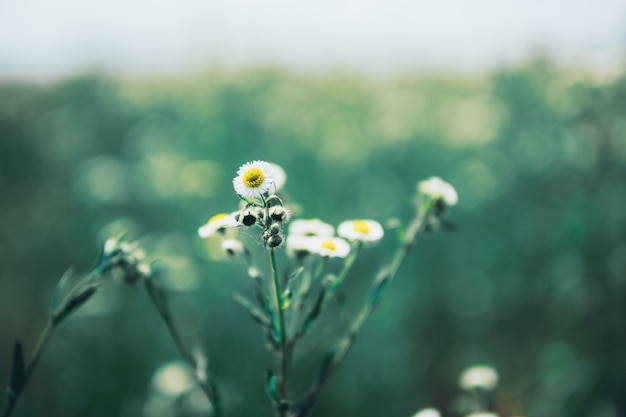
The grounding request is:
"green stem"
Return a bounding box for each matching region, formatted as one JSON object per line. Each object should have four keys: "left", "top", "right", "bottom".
{"left": 321, "top": 241, "right": 361, "bottom": 311}
{"left": 295, "top": 204, "right": 429, "bottom": 417}
{"left": 269, "top": 248, "right": 288, "bottom": 407}
{"left": 2, "top": 320, "right": 55, "bottom": 417}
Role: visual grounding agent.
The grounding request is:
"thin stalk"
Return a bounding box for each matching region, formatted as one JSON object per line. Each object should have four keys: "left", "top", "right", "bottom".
{"left": 321, "top": 241, "right": 361, "bottom": 311}
{"left": 2, "top": 320, "right": 54, "bottom": 417}
{"left": 145, "top": 284, "right": 222, "bottom": 417}
{"left": 295, "top": 204, "right": 428, "bottom": 417}
{"left": 269, "top": 248, "right": 288, "bottom": 405}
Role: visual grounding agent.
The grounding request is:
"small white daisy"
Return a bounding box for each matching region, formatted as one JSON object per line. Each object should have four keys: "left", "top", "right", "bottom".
{"left": 459, "top": 365, "right": 499, "bottom": 391}
{"left": 308, "top": 237, "right": 351, "bottom": 258}
{"left": 337, "top": 219, "right": 384, "bottom": 242}
{"left": 412, "top": 408, "right": 441, "bottom": 417}
{"left": 233, "top": 160, "right": 275, "bottom": 199}
{"left": 418, "top": 177, "right": 458, "bottom": 206}
{"left": 289, "top": 219, "right": 335, "bottom": 237}
{"left": 221, "top": 238, "right": 246, "bottom": 257}
{"left": 198, "top": 212, "right": 240, "bottom": 238}
{"left": 286, "top": 234, "right": 316, "bottom": 256}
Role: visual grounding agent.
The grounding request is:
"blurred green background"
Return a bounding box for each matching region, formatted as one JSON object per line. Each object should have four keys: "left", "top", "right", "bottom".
{"left": 1, "top": 59, "right": 625, "bottom": 417}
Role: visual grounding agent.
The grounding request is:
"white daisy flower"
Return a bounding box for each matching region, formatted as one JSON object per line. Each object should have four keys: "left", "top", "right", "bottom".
{"left": 289, "top": 219, "right": 335, "bottom": 237}
{"left": 286, "top": 234, "right": 316, "bottom": 256}
{"left": 412, "top": 408, "right": 441, "bottom": 417}
{"left": 198, "top": 212, "right": 240, "bottom": 238}
{"left": 233, "top": 160, "right": 275, "bottom": 199}
{"left": 308, "top": 237, "right": 351, "bottom": 258}
{"left": 221, "top": 238, "right": 246, "bottom": 257}
{"left": 459, "top": 365, "right": 499, "bottom": 391}
{"left": 418, "top": 176, "right": 458, "bottom": 206}
{"left": 338, "top": 219, "right": 384, "bottom": 242}
{"left": 269, "top": 162, "right": 287, "bottom": 192}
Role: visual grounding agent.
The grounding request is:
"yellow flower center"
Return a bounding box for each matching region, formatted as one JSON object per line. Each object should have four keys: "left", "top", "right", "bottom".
{"left": 320, "top": 240, "right": 336, "bottom": 251}
{"left": 353, "top": 220, "right": 370, "bottom": 234}
{"left": 209, "top": 213, "right": 228, "bottom": 224}
{"left": 242, "top": 167, "right": 265, "bottom": 188}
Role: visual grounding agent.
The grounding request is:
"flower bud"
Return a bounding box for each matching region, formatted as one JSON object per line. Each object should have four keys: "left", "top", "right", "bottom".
{"left": 265, "top": 233, "right": 283, "bottom": 248}
{"left": 269, "top": 206, "right": 290, "bottom": 223}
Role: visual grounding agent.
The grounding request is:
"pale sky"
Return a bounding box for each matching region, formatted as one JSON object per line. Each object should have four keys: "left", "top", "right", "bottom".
{"left": 0, "top": 0, "right": 624, "bottom": 77}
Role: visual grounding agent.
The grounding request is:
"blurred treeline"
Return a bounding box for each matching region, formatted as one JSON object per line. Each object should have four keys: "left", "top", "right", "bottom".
{"left": 1, "top": 59, "right": 625, "bottom": 417}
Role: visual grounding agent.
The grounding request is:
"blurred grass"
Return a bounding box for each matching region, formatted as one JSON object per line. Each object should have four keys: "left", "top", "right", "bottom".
{"left": 1, "top": 59, "right": 625, "bottom": 417}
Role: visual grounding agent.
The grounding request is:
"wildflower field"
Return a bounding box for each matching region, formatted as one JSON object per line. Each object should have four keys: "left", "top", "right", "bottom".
{"left": 1, "top": 59, "right": 625, "bottom": 417}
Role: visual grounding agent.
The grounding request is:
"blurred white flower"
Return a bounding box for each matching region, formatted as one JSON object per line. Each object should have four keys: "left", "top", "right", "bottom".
{"left": 233, "top": 160, "right": 275, "bottom": 199}
{"left": 221, "top": 238, "right": 245, "bottom": 257}
{"left": 309, "top": 237, "right": 351, "bottom": 258}
{"left": 289, "top": 218, "right": 334, "bottom": 237}
{"left": 338, "top": 219, "right": 384, "bottom": 242}
{"left": 459, "top": 365, "right": 499, "bottom": 391}
{"left": 412, "top": 407, "right": 441, "bottom": 417}
{"left": 151, "top": 360, "right": 194, "bottom": 397}
{"left": 269, "top": 162, "right": 287, "bottom": 192}
{"left": 198, "top": 212, "right": 239, "bottom": 238}
{"left": 286, "top": 234, "right": 312, "bottom": 252}
{"left": 418, "top": 176, "right": 458, "bottom": 206}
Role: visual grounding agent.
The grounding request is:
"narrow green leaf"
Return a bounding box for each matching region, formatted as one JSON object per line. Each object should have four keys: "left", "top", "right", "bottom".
{"left": 252, "top": 276, "right": 267, "bottom": 312}
{"left": 50, "top": 268, "right": 73, "bottom": 313}
{"left": 265, "top": 369, "right": 280, "bottom": 405}
{"left": 9, "top": 340, "right": 25, "bottom": 394}
{"left": 280, "top": 266, "right": 303, "bottom": 310}
{"left": 281, "top": 286, "right": 293, "bottom": 309}
{"left": 368, "top": 268, "right": 390, "bottom": 308}
{"left": 287, "top": 266, "right": 304, "bottom": 285}
{"left": 52, "top": 283, "right": 100, "bottom": 324}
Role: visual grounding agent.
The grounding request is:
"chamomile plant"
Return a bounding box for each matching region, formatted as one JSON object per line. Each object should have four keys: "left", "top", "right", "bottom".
{"left": 197, "top": 160, "right": 458, "bottom": 417}
{"left": 2, "top": 159, "right": 456, "bottom": 417}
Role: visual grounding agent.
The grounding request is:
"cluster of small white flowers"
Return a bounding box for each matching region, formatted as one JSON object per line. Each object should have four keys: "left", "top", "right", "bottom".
{"left": 286, "top": 217, "right": 384, "bottom": 258}
{"left": 197, "top": 161, "right": 458, "bottom": 263}
{"left": 199, "top": 161, "right": 291, "bottom": 255}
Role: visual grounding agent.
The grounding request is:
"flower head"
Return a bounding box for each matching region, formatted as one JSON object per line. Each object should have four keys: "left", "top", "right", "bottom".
{"left": 233, "top": 160, "right": 275, "bottom": 199}
{"left": 459, "top": 365, "right": 499, "bottom": 391}
{"left": 308, "top": 237, "right": 351, "bottom": 258}
{"left": 418, "top": 176, "right": 458, "bottom": 206}
{"left": 338, "top": 219, "right": 384, "bottom": 242}
{"left": 286, "top": 235, "right": 315, "bottom": 256}
{"left": 198, "top": 212, "right": 240, "bottom": 238}
{"left": 412, "top": 408, "right": 441, "bottom": 417}
{"left": 289, "top": 219, "right": 334, "bottom": 237}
